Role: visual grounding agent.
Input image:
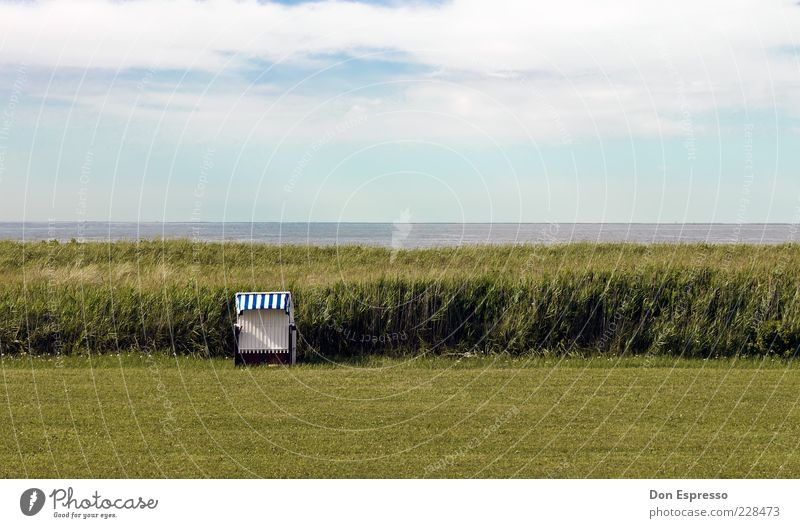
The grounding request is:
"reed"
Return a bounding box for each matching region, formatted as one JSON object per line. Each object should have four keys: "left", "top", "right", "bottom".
{"left": 1, "top": 240, "right": 799, "bottom": 359}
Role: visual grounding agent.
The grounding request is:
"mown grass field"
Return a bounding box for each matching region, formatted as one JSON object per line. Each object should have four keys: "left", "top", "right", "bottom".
{"left": 3, "top": 355, "right": 800, "bottom": 478}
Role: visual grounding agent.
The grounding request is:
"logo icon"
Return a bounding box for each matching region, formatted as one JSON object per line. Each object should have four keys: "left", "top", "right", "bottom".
{"left": 20, "top": 488, "right": 45, "bottom": 516}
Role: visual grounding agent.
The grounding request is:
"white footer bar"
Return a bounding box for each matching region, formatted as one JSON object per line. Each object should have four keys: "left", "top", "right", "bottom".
{"left": 2, "top": 479, "right": 796, "bottom": 527}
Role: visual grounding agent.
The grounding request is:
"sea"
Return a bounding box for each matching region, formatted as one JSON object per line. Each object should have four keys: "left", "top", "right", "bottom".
{"left": 0, "top": 222, "right": 797, "bottom": 247}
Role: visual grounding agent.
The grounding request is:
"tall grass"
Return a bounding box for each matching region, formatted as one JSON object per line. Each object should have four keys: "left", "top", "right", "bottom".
{"left": 1, "top": 240, "right": 799, "bottom": 358}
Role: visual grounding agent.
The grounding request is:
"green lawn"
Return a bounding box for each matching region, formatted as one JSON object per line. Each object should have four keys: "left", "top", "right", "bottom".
{"left": 2, "top": 354, "right": 800, "bottom": 478}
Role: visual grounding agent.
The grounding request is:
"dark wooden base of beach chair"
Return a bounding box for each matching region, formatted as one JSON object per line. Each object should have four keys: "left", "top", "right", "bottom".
{"left": 234, "top": 350, "right": 292, "bottom": 367}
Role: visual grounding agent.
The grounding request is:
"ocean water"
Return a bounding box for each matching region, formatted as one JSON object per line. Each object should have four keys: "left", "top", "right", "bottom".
{"left": 0, "top": 222, "right": 797, "bottom": 247}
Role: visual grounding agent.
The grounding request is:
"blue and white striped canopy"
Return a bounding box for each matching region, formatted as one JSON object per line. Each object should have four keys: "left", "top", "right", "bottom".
{"left": 236, "top": 292, "right": 291, "bottom": 314}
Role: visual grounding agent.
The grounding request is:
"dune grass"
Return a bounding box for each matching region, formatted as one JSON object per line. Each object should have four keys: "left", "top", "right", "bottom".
{"left": 4, "top": 239, "right": 799, "bottom": 286}
{"left": 1, "top": 240, "right": 800, "bottom": 359}
{"left": 3, "top": 354, "right": 800, "bottom": 478}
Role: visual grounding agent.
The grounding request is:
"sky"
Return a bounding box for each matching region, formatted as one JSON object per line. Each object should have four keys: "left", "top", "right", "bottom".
{"left": 0, "top": 0, "right": 799, "bottom": 223}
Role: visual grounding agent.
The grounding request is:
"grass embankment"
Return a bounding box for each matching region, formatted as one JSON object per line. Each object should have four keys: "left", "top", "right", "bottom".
{"left": 3, "top": 355, "right": 800, "bottom": 478}
{"left": 2, "top": 240, "right": 800, "bottom": 358}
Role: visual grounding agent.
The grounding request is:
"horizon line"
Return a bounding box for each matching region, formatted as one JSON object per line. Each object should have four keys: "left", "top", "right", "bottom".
{"left": 1, "top": 220, "right": 798, "bottom": 226}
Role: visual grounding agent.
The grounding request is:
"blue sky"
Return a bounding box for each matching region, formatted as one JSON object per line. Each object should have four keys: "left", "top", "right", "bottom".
{"left": 1, "top": 0, "right": 799, "bottom": 223}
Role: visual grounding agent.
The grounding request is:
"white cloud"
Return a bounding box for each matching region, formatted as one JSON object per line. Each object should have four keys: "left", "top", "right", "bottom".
{"left": 1, "top": 0, "right": 799, "bottom": 142}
